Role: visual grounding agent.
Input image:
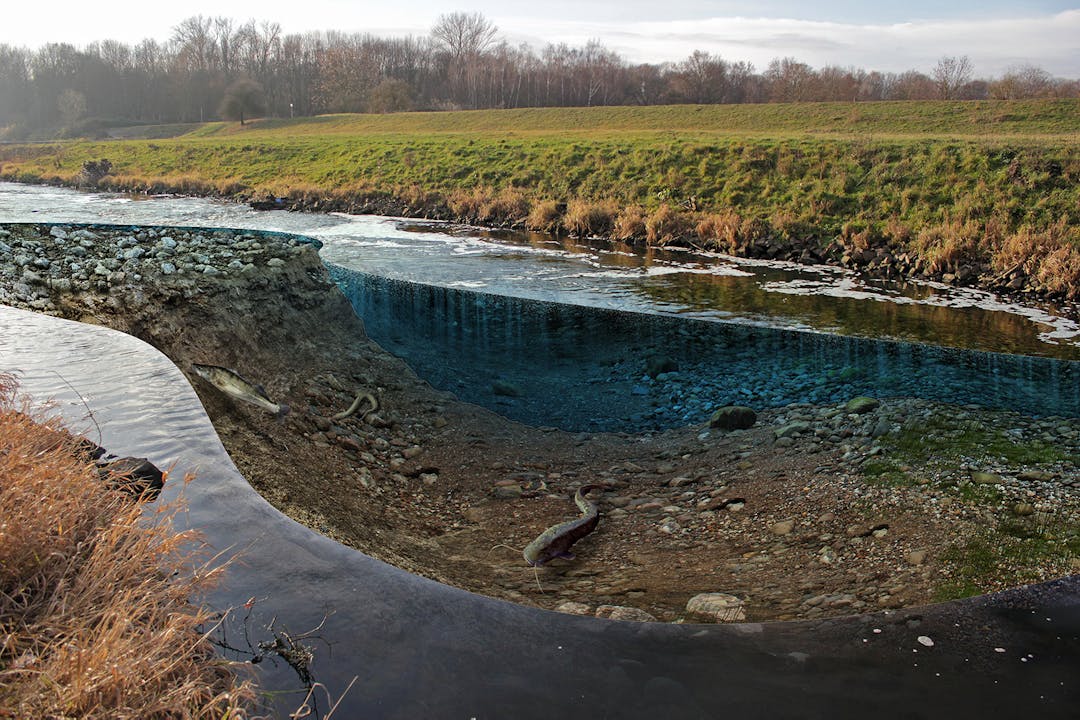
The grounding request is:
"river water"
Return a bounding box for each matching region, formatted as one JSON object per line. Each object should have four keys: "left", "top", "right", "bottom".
{"left": 1, "top": 181, "right": 1077, "bottom": 361}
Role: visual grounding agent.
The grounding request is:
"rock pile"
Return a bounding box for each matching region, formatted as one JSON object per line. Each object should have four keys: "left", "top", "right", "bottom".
{"left": 0, "top": 223, "right": 318, "bottom": 312}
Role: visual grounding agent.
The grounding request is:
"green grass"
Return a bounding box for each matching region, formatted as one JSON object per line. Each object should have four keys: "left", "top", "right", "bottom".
{"left": 859, "top": 411, "right": 1079, "bottom": 602}
{"left": 2, "top": 100, "right": 1079, "bottom": 296}
{"left": 935, "top": 518, "right": 1080, "bottom": 601}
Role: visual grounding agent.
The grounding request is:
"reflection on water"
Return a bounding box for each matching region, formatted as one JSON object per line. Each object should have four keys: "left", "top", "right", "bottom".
{"left": 1, "top": 181, "right": 1077, "bottom": 360}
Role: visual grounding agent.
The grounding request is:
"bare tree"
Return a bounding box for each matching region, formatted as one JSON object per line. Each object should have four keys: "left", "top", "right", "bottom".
{"left": 990, "top": 63, "right": 1053, "bottom": 99}
{"left": 431, "top": 12, "right": 497, "bottom": 60}
{"left": 672, "top": 51, "right": 728, "bottom": 104}
{"left": 766, "top": 57, "right": 815, "bottom": 102}
{"left": 932, "top": 55, "right": 973, "bottom": 100}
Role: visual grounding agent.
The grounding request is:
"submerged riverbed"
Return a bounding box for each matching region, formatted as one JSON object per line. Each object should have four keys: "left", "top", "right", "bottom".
{"left": 1, "top": 181, "right": 1077, "bottom": 361}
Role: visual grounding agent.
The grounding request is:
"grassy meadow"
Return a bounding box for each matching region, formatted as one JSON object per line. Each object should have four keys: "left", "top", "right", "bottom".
{"left": 2, "top": 99, "right": 1079, "bottom": 297}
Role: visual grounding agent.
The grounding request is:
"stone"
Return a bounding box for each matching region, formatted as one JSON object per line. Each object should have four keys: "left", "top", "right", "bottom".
{"left": 595, "top": 605, "right": 656, "bottom": 623}
{"left": 645, "top": 355, "right": 679, "bottom": 378}
{"left": 492, "top": 485, "right": 523, "bottom": 499}
{"left": 709, "top": 405, "right": 757, "bottom": 430}
{"left": 1011, "top": 502, "right": 1035, "bottom": 517}
{"left": 871, "top": 418, "right": 892, "bottom": 438}
{"left": 99, "top": 456, "right": 165, "bottom": 498}
{"left": 971, "top": 471, "right": 1004, "bottom": 485}
{"left": 685, "top": 593, "right": 747, "bottom": 623}
{"left": 775, "top": 421, "right": 810, "bottom": 439}
{"left": 337, "top": 435, "right": 363, "bottom": 453}
{"left": 1017, "top": 470, "right": 1055, "bottom": 482}
{"left": 845, "top": 396, "right": 881, "bottom": 414}
{"left": 769, "top": 519, "right": 796, "bottom": 536}
{"left": 556, "top": 602, "right": 592, "bottom": 616}
{"left": 906, "top": 550, "right": 928, "bottom": 566}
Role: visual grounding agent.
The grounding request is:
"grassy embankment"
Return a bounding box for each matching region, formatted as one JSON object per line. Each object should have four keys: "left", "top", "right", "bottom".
{"left": 0, "top": 375, "right": 253, "bottom": 717}
{"left": 2, "top": 100, "right": 1078, "bottom": 298}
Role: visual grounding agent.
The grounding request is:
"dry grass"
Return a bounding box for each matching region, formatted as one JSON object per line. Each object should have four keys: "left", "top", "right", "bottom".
{"left": 612, "top": 205, "right": 647, "bottom": 241}
{"left": 562, "top": 199, "right": 618, "bottom": 237}
{"left": 0, "top": 374, "right": 254, "bottom": 718}
{"left": 909, "top": 219, "right": 985, "bottom": 274}
{"left": 695, "top": 210, "right": 744, "bottom": 253}
{"left": 526, "top": 199, "right": 561, "bottom": 233}
{"left": 644, "top": 203, "right": 693, "bottom": 245}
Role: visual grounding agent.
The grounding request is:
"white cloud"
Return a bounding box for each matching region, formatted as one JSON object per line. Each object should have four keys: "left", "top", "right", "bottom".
{"left": 3, "top": 3, "right": 1078, "bottom": 77}
{"left": 505, "top": 10, "right": 1080, "bottom": 76}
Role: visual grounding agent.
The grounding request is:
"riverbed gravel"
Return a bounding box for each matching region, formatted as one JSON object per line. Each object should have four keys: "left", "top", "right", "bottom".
{"left": 2, "top": 222, "right": 1077, "bottom": 623}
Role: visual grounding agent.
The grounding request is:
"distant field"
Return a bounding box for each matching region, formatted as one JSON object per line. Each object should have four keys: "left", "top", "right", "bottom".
{"left": 182, "top": 99, "right": 1080, "bottom": 140}
{"left": 2, "top": 100, "right": 1078, "bottom": 297}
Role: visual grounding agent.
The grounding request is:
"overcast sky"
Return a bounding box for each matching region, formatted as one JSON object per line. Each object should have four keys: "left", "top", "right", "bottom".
{"left": 4, "top": 1, "right": 1078, "bottom": 76}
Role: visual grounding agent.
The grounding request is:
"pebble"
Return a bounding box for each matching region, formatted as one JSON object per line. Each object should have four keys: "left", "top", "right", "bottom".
{"left": 769, "top": 519, "right": 796, "bottom": 536}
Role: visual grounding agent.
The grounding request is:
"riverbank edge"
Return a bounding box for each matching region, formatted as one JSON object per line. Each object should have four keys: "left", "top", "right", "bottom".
{"left": 2, "top": 220, "right": 1078, "bottom": 623}
{"left": 0, "top": 377, "right": 254, "bottom": 716}
{"left": 4, "top": 172, "right": 1078, "bottom": 316}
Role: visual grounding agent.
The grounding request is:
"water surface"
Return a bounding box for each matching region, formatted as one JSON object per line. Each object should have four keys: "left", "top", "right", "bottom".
{"left": 2, "top": 181, "right": 1076, "bottom": 361}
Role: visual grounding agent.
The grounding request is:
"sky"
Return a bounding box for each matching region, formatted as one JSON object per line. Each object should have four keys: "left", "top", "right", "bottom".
{"left": 3, "top": 1, "right": 1078, "bottom": 77}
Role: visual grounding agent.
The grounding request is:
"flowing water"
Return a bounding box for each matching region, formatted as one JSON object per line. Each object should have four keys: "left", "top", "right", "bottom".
{"left": 2, "top": 181, "right": 1077, "bottom": 360}
{"left": 3, "top": 181, "right": 1078, "bottom": 430}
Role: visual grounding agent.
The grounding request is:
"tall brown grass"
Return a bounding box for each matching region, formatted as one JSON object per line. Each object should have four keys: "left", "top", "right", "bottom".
{"left": 611, "top": 205, "right": 646, "bottom": 241}
{"left": 562, "top": 199, "right": 618, "bottom": 237}
{"left": 695, "top": 210, "right": 744, "bottom": 253}
{"left": 447, "top": 185, "right": 530, "bottom": 224}
{"left": 0, "top": 374, "right": 253, "bottom": 718}
{"left": 526, "top": 199, "right": 561, "bottom": 233}
{"left": 644, "top": 203, "right": 693, "bottom": 244}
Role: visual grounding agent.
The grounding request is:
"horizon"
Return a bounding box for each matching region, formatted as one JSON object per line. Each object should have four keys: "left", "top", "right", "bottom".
{"left": 3, "top": 2, "right": 1079, "bottom": 77}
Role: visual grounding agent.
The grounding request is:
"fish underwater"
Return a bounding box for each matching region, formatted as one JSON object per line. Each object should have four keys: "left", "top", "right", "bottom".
{"left": 190, "top": 363, "right": 290, "bottom": 419}
{"left": 523, "top": 485, "right": 601, "bottom": 566}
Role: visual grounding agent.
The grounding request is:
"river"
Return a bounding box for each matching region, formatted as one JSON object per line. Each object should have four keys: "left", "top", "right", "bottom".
{"left": 1, "top": 181, "right": 1077, "bottom": 361}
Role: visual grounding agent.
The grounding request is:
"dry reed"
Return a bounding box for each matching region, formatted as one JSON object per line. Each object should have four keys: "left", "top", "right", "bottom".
{"left": 0, "top": 374, "right": 254, "bottom": 718}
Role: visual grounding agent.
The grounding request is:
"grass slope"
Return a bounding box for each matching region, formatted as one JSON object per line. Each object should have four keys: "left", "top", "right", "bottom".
{"left": 2, "top": 100, "right": 1078, "bottom": 297}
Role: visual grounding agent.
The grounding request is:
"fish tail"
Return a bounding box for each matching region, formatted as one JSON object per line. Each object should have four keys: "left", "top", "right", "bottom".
{"left": 276, "top": 403, "right": 291, "bottom": 421}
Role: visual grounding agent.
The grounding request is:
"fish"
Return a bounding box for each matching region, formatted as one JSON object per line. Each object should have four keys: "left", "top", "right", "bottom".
{"left": 523, "top": 485, "right": 601, "bottom": 567}
{"left": 190, "top": 363, "right": 290, "bottom": 419}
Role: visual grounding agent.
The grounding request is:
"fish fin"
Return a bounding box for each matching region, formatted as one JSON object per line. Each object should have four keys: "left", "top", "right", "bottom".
{"left": 556, "top": 551, "right": 575, "bottom": 560}
{"left": 276, "top": 403, "right": 291, "bottom": 421}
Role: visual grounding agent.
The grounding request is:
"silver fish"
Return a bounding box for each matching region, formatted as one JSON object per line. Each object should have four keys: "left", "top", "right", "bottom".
{"left": 191, "top": 363, "right": 290, "bottom": 419}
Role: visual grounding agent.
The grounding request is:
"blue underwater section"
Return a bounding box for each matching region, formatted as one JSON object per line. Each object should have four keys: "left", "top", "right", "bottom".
{"left": 329, "top": 264, "right": 1080, "bottom": 432}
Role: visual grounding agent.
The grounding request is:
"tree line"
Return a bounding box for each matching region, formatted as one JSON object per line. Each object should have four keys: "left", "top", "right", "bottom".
{"left": 1, "top": 12, "right": 1077, "bottom": 137}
